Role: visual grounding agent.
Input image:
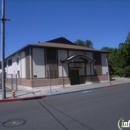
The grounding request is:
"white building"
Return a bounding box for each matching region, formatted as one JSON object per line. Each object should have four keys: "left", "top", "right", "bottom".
{"left": 0, "top": 37, "right": 109, "bottom": 87}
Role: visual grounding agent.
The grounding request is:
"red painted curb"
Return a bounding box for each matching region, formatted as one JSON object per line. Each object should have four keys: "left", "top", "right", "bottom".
{"left": 0, "top": 95, "right": 46, "bottom": 103}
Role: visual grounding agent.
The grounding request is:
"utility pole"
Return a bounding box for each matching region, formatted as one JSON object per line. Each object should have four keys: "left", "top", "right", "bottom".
{"left": 1, "top": 0, "right": 10, "bottom": 99}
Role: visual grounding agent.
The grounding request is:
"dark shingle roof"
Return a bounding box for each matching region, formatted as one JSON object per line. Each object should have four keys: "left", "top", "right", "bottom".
{"left": 47, "top": 37, "right": 76, "bottom": 45}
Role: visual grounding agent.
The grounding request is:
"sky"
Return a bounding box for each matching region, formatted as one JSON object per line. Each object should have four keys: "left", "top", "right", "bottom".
{"left": 0, "top": 0, "right": 130, "bottom": 57}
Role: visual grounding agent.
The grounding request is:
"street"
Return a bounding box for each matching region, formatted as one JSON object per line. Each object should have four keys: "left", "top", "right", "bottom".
{"left": 0, "top": 84, "right": 130, "bottom": 130}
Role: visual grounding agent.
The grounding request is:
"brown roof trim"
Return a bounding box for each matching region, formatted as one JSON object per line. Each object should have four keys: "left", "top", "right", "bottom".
{"left": 5, "top": 41, "right": 109, "bottom": 60}
{"left": 5, "top": 45, "right": 31, "bottom": 60}
{"left": 34, "top": 42, "right": 109, "bottom": 53}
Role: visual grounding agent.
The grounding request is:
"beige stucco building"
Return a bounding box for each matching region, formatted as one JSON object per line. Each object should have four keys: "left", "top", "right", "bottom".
{"left": 0, "top": 37, "right": 109, "bottom": 87}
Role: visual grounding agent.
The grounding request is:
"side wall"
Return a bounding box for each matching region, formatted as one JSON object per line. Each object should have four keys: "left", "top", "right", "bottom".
{"left": 32, "top": 48, "right": 45, "bottom": 78}
{"left": 101, "top": 53, "right": 108, "bottom": 74}
{"left": 1, "top": 47, "right": 109, "bottom": 87}
{"left": 5, "top": 51, "right": 26, "bottom": 78}
{"left": 58, "top": 50, "right": 68, "bottom": 77}
{"left": 85, "top": 52, "right": 94, "bottom": 75}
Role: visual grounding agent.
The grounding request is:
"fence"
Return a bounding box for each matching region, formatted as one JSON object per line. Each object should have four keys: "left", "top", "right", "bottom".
{"left": 5, "top": 74, "right": 18, "bottom": 91}
{"left": 0, "top": 74, "right": 18, "bottom": 91}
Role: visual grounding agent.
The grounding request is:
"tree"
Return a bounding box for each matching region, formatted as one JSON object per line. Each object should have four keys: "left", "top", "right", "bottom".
{"left": 74, "top": 39, "right": 86, "bottom": 47}
{"left": 101, "top": 32, "right": 130, "bottom": 77}
{"left": 125, "top": 32, "right": 130, "bottom": 44}
{"left": 74, "top": 39, "right": 94, "bottom": 48}
{"left": 85, "top": 40, "right": 94, "bottom": 48}
{"left": 118, "top": 42, "right": 125, "bottom": 48}
{"left": 101, "top": 46, "right": 114, "bottom": 52}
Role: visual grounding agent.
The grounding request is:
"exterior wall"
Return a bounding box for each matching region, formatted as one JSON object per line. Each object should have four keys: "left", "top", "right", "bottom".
{"left": 101, "top": 53, "right": 108, "bottom": 74}
{"left": 85, "top": 52, "right": 93, "bottom": 59}
{"left": 30, "top": 48, "right": 32, "bottom": 78}
{"left": 19, "top": 77, "right": 70, "bottom": 87}
{"left": 85, "top": 52, "right": 94, "bottom": 75}
{"left": 86, "top": 63, "right": 91, "bottom": 75}
{"left": 25, "top": 48, "right": 31, "bottom": 79}
{"left": 91, "top": 63, "right": 94, "bottom": 75}
{"left": 93, "top": 52, "right": 102, "bottom": 75}
{"left": 20, "top": 75, "right": 108, "bottom": 87}
{"left": 32, "top": 48, "right": 45, "bottom": 78}
{"left": 58, "top": 50, "right": 68, "bottom": 77}
{"left": 20, "top": 51, "right": 26, "bottom": 78}
{"left": 86, "top": 63, "right": 94, "bottom": 75}
{"left": 7, "top": 55, "right": 19, "bottom": 74}
{"left": 1, "top": 47, "right": 109, "bottom": 87}
{"left": 69, "top": 50, "right": 84, "bottom": 56}
{"left": 79, "top": 75, "right": 108, "bottom": 84}
{"left": 5, "top": 51, "right": 26, "bottom": 78}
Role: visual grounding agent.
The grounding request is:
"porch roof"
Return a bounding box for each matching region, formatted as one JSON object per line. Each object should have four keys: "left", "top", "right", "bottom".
{"left": 60, "top": 55, "right": 95, "bottom": 63}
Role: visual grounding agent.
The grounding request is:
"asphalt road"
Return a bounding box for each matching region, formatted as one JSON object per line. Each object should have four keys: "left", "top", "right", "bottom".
{"left": 0, "top": 84, "right": 130, "bottom": 130}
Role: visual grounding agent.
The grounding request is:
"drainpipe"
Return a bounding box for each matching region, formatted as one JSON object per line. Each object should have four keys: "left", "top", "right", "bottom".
{"left": 106, "top": 55, "right": 111, "bottom": 85}
{"left": 62, "top": 63, "right": 64, "bottom": 87}
{"left": 90, "top": 62, "right": 92, "bottom": 82}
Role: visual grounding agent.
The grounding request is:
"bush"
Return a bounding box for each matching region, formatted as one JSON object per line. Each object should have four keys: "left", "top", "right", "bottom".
{"left": 117, "top": 69, "right": 124, "bottom": 77}
{"left": 113, "top": 68, "right": 124, "bottom": 77}
{"left": 124, "top": 66, "right": 130, "bottom": 77}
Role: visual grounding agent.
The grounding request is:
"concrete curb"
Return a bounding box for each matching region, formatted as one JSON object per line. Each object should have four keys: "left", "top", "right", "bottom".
{"left": 46, "top": 82, "right": 130, "bottom": 97}
{"left": 46, "top": 86, "right": 107, "bottom": 97}
{"left": 108, "top": 82, "right": 130, "bottom": 87}
{"left": 0, "top": 82, "right": 130, "bottom": 103}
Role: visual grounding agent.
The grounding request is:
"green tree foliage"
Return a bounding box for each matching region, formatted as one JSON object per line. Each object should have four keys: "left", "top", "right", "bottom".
{"left": 125, "top": 32, "right": 130, "bottom": 43}
{"left": 74, "top": 39, "right": 94, "bottom": 48}
{"left": 85, "top": 40, "right": 94, "bottom": 48}
{"left": 74, "top": 39, "right": 86, "bottom": 47}
{"left": 124, "top": 66, "right": 130, "bottom": 77}
{"left": 101, "top": 32, "right": 130, "bottom": 77}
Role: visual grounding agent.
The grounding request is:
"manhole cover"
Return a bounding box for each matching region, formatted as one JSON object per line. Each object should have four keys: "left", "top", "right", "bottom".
{"left": 2, "top": 119, "right": 26, "bottom": 127}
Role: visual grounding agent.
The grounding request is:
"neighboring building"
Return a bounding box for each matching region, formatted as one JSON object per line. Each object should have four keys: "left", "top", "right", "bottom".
{"left": 0, "top": 37, "right": 109, "bottom": 87}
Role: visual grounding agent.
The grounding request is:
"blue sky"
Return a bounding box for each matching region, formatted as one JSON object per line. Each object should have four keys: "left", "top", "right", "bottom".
{"left": 0, "top": 0, "right": 130, "bottom": 57}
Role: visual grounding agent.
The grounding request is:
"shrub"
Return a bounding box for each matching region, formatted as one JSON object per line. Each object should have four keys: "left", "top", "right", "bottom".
{"left": 113, "top": 68, "right": 124, "bottom": 77}
{"left": 117, "top": 69, "right": 124, "bottom": 77}
{"left": 124, "top": 66, "right": 130, "bottom": 77}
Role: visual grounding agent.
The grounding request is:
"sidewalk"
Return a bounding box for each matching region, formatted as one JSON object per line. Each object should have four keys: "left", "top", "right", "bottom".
{"left": 0, "top": 77, "right": 130, "bottom": 101}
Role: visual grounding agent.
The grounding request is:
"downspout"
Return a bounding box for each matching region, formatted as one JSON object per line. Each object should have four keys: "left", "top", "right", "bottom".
{"left": 20, "top": 52, "right": 22, "bottom": 85}
{"left": 106, "top": 55, "right": 111, "bottom": 85}
{"left": 90, "top": 62, "right": 92, "bottom": 82}
{"left": 62, "top": 62, "right": 64, "bottom": 87}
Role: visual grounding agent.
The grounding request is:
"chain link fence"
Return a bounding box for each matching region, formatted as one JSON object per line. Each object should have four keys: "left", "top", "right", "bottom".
{"left": 0, "top": 73, "right": 18, "bottom": 91}
{"left": 5, "top": 74, "right": 18, "bottom": 91}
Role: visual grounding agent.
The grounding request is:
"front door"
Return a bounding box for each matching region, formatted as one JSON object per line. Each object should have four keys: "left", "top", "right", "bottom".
{"left": 69, "top": 69, "right": 79, "bottom": 85}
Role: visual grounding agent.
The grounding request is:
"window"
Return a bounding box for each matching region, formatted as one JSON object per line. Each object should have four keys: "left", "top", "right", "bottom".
{"left": 47, "top": 49, "right": 56, "bottom": 60}
{"left": 93, "top": 52, "right": 102, "bottom": 75}
{"left": 46, "top": 48, "right": 57, "bottom": 64}
{"left": 94, "top": 52, "right": 101, "bottom": 65}
{"left": 46, "top": 48, "right": 58, "bottom": 78}
{"left": 8, "top": 59, "right": 12, "bottom": 66}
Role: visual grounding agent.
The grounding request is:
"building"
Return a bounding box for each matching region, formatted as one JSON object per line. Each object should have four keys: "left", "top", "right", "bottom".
{"left": 0, "top": 37, "right": 109, "bottom": 87}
